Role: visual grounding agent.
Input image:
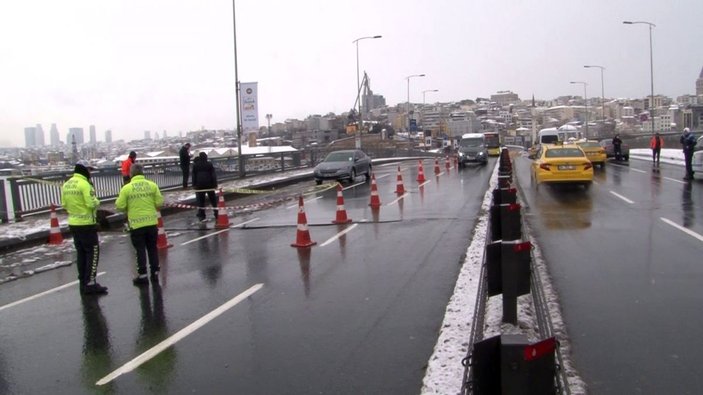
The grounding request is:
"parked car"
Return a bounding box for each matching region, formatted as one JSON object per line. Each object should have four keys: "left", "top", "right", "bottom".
{"left": 531, "top": 144, "right": 593, "bottom": 189}
{"left": 692, "top": 136, "right": 703, "bottom": 176}
{"left": 313, "top": 149, "right": 372, "bottom": 185}
{"left": 599, "top": 138, "right": 630, "bottom": 161}
{"left": 575, "top": 140, "right": 606, "bottom": 168}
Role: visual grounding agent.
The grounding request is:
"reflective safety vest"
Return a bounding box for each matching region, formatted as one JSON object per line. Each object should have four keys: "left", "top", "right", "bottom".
{"left": 115, "top": 175, "right": 164, "bottom": 230}
{"left": 61, "top": 173, "right": 100, "bottom": 226}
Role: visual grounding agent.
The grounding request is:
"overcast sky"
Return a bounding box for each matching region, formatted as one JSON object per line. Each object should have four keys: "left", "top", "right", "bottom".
{"left": 1, "top": 0, "right": 700, "bottom": 147}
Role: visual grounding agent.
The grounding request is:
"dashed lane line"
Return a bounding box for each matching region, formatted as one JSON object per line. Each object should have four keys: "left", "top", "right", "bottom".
{"left": 96, "top": 283, "right": 264, "bottom": 386}
{"left": 386, "top": 193, "right": 409, "bottom": 206}
{"left": 180, "top": 218, "right": 260, "bottom": 246}
{"left": 660, "top": 217, "right": 703, "bottom": 243}
{"left": 319, "top": 224, "right": 359, "bottom": 247}
{"left": 287, "top": 195, "right": 323, "bottom": 209}
{"left": 662, "top": 176, "right": 687, "bottom": 185}
{"left": 0, "top": 272, "right": 106, "bottom": 313}
{"left": 609, "top": 191, "right": 635, "bottom": 204}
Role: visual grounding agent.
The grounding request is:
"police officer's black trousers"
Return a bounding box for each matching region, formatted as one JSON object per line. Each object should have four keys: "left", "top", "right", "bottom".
{"left": 130, "top": 225, "right": 159, "bottom": 275}
{"left": 70, "top": 225, "right": 100, "bottom": 286}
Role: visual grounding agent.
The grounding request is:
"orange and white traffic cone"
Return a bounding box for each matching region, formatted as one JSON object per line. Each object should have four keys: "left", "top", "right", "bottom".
{"left": 368, "top": 173, "right": 381, "bottom": 208}
{"left": 417, "top": 160, "right": 426, "bottom": 183}
{"left": 215, "top": 188, "right": 230, "bottom": 229}
{"left": 454, "top": 155, "right": 459, "bottom": 167}
{"left": 291, "top": 195, "right": 316, "bottom": 248}
{"left": 332, "top": 184, "right": 352, "bottom": 224}
{"left": 156, "top": 210, "right": 172, "bottom": 249}
{"left": 434, "top": 158, "right": 441, "bottom": 175}
{"left": 48, "top": 204, "right": 63, "bottom": 245}
{"left": 445, "top": 156, "right": 451, "bottom": 171}
{"left": 395, "top": 166, "right": 405, "bottom": 195}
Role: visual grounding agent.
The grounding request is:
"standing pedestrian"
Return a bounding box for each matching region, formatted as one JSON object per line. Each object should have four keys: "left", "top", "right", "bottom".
{"left": 649, "top": 132, "right": 663, "bottom": 167}
{"left": 680, "top": 128, "right": 697, "bottom": 180}
{"left": 115, "top": 164, "right": 164, "bottom": 285}
{"left": 192, "top": 152, "right": 219, "bottom": 222}
{"left": 120, "top": 151, "right": 137, "bottom": 185}
{"left": 179, "top": 143, "right": 192, "bottom": 189}
{"left": 612, "top": 134, "right": 623, "bottom": 161}
{"left": 61, "top": 160, "right": 108, "bottom": 295}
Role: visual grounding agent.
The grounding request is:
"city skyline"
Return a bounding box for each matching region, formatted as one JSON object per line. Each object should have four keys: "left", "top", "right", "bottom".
{"left": 1, "top": 0, "right": 701, "bottom": 147}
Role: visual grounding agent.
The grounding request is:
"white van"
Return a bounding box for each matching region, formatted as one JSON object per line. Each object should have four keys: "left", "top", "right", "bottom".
{"left": 537, "top": 128, "right": 560, "bottom": 145}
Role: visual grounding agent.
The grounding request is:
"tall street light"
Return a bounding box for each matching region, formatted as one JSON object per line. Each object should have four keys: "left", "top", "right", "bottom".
{"left": 623, "top": 20, "right": 656, "bottom": 134}
{"left": 422, "top": 89, "right": 439, "bottom": 105}
{"left": 352, "top": 35, "right": 382, "bottom": 149}
{"left": 406, "top": 74, "right": 425, "bottom": 150}
{"left": 584, "top": 65, "right": 606, "bottom": 121}
{"left": 232, "top": 0, "right": 244, "bottom": 177}
{"left": 570, "top": 81, "right": 589, "bottom": 138}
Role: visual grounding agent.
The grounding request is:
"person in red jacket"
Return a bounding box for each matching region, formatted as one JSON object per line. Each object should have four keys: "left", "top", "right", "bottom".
{"left": 649, "top": 133, "right": 663, "bottom": 167}
{"left": 121, "top": 151, "right": 137, "bottom": 184}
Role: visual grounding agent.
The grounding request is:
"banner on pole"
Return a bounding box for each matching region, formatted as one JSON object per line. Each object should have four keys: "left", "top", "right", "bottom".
{"left": 240, "top": 82, "right": 259, "bottom": 137}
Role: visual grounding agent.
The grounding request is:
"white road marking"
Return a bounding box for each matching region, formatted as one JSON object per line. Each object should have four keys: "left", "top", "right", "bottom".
{"left": 418, "top": 180, "right": 432, "bottom": 188}
{"left": 629, "top": 168, "right": 646, "bottom": 174}
{"left": 386, "top": 193, "right": 408, "bottom": 206}
{"left": 180, "top": 218, "right": 260, "bottom": 246}
{"left": 319, "top": 224, "right": 358, "bottom": 247}
{"left": 609, "top": 191, "right": 634, "bottom": 204}
{"left": 663, "top": 177, "right": 686, "bottom": 185}
{"left": 0, "top": 272, "right": 106, "bottom": 313}
{"left": 343, "top": 181, "right": 366, "bottom": 191}
{"left": 287, "top": 196, "right": 323, "bottom": 209}
{"left": 375, "top": 173, "right": 392, "bottom": 180}
{"left": 660, "top": 217, "right": 703, "bottom": 243}
{"left": 96, "top": 283, "right": 264, "bottom": 386}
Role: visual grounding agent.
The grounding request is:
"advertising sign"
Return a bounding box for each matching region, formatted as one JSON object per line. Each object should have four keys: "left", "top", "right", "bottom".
{"left": 240, "top": 82, "right": 259, "bottom": 136}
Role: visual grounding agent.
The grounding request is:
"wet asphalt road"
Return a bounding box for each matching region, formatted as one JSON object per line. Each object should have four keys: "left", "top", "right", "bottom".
{"left": 515, "top": 155, "right": 703, "bottom": 394}
{"left": 0, "top": 159, "right": 494, "bottom": 394}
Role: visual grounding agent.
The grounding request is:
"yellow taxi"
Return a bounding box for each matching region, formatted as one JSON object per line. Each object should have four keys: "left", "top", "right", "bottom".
{"left": 575, "top": 140, "right": 606, "bottom": 168}
{"left": 531, "top": 143, "right": 593, "bottom": 189}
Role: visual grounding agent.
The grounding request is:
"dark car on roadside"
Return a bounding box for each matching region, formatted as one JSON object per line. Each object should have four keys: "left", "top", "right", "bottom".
{"left": 313, "top": 149, "right": 372, "bottom": 185}
{"left": 599, "top": 138, "right": 630, "bottom": 161}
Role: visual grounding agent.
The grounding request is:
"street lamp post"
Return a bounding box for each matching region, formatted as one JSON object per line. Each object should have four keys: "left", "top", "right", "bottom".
{"left": 352, "top": 35, "right": 382, "bottom": 149}
{"left": 623, "top": 20, "right": 656, "bottom": 134}
{"left": 422, "top": 89, "right": 439, "bottom": 105}
{"left": 570, "top": 81, "right": 589, "bottom": 138}
{"left": 232, "top": 0, "right": 244, "bottom": 177}
{"left": 265, "top": 114, "right": 272, "bottom": 137}
{"left": 406, "top": 74, "right": 425, "bottom": 150}
{"left": 584, "top": 65, "right": 606, "bottom": 121}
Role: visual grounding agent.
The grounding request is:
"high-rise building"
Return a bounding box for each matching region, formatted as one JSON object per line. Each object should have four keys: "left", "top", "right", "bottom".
{"left": 696, "top": 66, "right": 703, "bottom": 96}
{"left": 35, "top": 124, "right": 45, "bottom": 146}
{"left": 67, "top": 127, "right": 85, "bottom": 145}
{"left": 89, "top": 125, "right": 96, "bottom": 144}
{"left": 105, "top": 129, "right": 112, "bottom": 143}
{"left": 50, "top": 123, "right": 60, "bottom": 146}
{"left": 24, "top": 127, "right": 37, "bottom": 147}
{"left": 144, "top": 131, "right": 151, "bottom": 140}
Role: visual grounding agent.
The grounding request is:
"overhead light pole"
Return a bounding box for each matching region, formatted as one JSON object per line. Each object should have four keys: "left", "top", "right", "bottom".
{"left": 232, "top": 0, "right": 244, "bottom": 177}
{"left": 584, "top": 65, "right": 606, "bottom": 121}
{"left": 406, "top": 74, "right": 425, "bottom": 150}
{"left": 570, "top": 81, "right": 589, "bottom": 138}
{"left": 422, "top": 89, "right": 439, "bottom": 105}
{"left": 623, "top": 20, "right": 656, "bottom": 134}
{"left": 352, "top": 35, "right": 382, "bottom": 149}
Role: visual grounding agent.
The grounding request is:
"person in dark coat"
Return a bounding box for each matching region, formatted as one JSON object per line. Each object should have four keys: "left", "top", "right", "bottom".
{"left": 192, "top": 152, "right": 219, "bottom": 222}
{"left": 680, "top": 128, "right": 697, "bottom": 180}
{"left": 612, "top": 134, "right": 623, "bottom": 160}
{"left": 179, "top": 143, "right": 192, "bottom": 189}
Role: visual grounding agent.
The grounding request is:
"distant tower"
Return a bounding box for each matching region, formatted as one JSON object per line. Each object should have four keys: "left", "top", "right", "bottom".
{"left": 89, "top": 125, "right": 96, "bottom": 144}
{"left": 163, "top": 129, "right": 167, "bottom": 139}
{"left": 144, "top": 131, "right": 151, "bottom": 140}
{"left": 155, "top": 131, "right": 160, "bottom": 140}
{"left": 697, "top": 66, "right": 703, "bottom": 96}
{"left": 35, "top": 124, "right": 45, "bottom": 146}
{"left": 50, "top": 123, "right": 60, "bottom": 146}
{"left": 68, "top": 127, "right": 85, "bottom": 145}
{"left": 105, "top": 129, "right": 112, "bottom": 143}
{"left": 24, "top": 127, "right": 37, "bottom": 147}
{"left": 71, "top": 134, "right": 78, "bottom": 163}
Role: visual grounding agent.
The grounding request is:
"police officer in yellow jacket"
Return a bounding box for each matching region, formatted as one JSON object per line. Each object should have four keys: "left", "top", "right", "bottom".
{"left": 115, "top": 164, "right": 164, "bottom": 285}
{"left": 61, "top": 160, "right": 108, "bottom": 295}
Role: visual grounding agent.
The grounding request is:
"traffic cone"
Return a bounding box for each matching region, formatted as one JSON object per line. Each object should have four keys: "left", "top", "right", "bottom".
{"left": 417, "top": 160, "right": 426, "bottom": 183}
{"left": 369, "top": 173, "right": 381, "bottom": 208}
{"left": 445, "top": 156, "right": 451, "bottom": 171}
{"left": 215, "top": 188, "right": 230, "bottom": 229}
{"left": 156, "top": 210, "right": 172, "bottom": 249}
{"left": 434, "top": 158, "right": 441, "bottom": 175}
{"left": 454, "top": 155, "right": 459, "bottom": 167}
{"left": 395, "top": 166, "right": 405, "bottom": 195}
{"left": 48, "top": 204, "right": 63, "bottom": 245}
{"left": 291, "top": 195, "right": 316, "bottom": 248}
{"left": 332, "top": 184, "right": 352, "bottom": 224}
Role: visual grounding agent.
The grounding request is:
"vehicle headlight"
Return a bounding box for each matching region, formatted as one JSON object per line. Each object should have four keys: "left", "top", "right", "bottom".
{"left": 459, "top": 152, "right": 465, "bottom": 157}
{"left": 477, "top": 152, "right": 485, "bottom": 156}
